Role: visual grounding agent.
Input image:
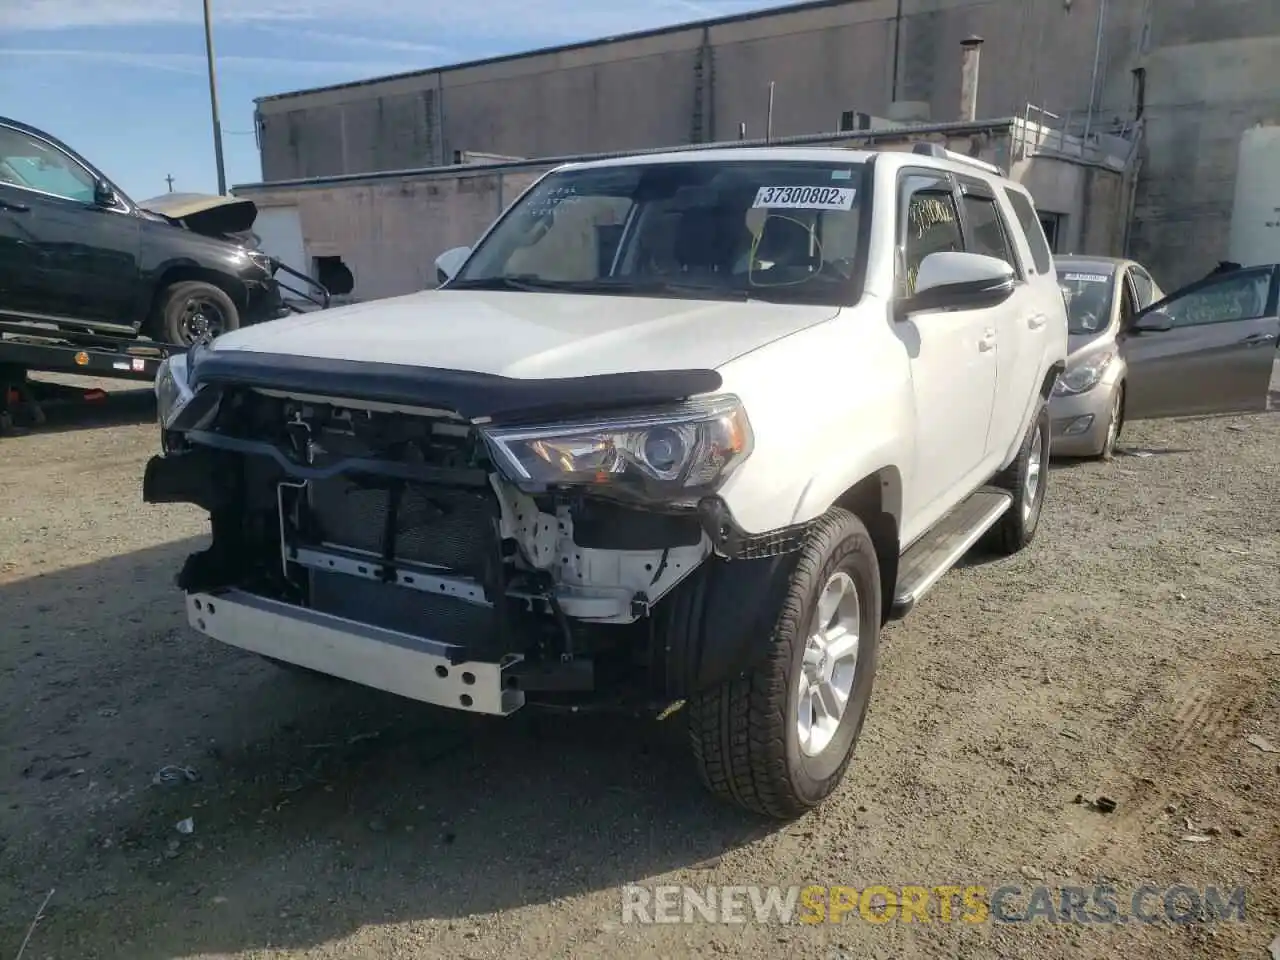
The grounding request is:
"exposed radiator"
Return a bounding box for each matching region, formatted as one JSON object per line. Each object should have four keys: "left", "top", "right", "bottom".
{"left": 307, "top": 476, "right": 498, "bottom": 574}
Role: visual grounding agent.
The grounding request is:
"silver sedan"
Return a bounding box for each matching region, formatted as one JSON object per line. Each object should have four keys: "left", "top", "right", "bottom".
{"left": 1050, "top": 256, "right": 1164, "bottom": 459}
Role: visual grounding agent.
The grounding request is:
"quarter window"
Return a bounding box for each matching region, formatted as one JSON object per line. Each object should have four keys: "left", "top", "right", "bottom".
{"left": 1129, "top": 268, "right": 1155, "bottom": 309}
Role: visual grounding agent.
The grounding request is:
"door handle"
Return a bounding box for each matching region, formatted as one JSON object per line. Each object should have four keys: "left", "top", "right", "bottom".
{"left": 0, "top": 199, "right": 30, "bottom": 213}
{"left": 978, "top": 329, "right": 996, "bottom": 352}
{"left": 1240, "top": 332, "right": 1276, "bottom": 347}
{"left": 1028, "top": 314, "right": 1046, "bottom": 330}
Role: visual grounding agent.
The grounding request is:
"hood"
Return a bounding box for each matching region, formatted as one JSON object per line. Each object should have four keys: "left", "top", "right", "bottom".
{"left": 1067, "top": 328, "right": 1118, "bottom": 362}
{"left": 138, "top": 192, "right": 258, "bottom": 237}
{"left": 209, "top": 289, "right": 839, "bottom": 378}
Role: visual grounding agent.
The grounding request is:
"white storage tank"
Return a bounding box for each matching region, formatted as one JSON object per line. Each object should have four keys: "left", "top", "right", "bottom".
{"left": 1227, "top": 124, "right": 1280, "bottom": 267}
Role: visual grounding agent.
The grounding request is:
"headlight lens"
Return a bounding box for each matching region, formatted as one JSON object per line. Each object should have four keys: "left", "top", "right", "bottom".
{"left": 155, "top": 352, "right": 194, "bottom": 428}
{"left": 1053, "top": 350, "right": 1115, "bottom": 396}
{"left": 246, "top": 248, "right": 274, "bottom": 275}
{"left": 482, "top": 395, "right": 753, "bottom": 502}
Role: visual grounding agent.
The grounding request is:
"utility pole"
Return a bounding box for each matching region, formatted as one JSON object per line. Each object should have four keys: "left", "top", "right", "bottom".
{"left": 165, "top": 174, "right": 175, "bottom": 192}
{"left": 202, "top": 0, "right": 227, "bottom": 194}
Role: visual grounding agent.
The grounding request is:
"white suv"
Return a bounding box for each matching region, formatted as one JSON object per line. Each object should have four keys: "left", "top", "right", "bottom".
{"left": 145, "top": 144, "right": 1071, "bottom": 818}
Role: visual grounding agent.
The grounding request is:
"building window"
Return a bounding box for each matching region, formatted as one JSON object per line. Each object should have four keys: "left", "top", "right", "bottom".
{"left": 1039, "top": 213, "right": 1063, "bottom": 253}
{"left": 313, "top": 255, "right": 354, "bottom": 296}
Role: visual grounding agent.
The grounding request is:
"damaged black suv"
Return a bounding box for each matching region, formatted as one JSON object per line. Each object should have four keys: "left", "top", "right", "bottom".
{"left": 0, "top": 115, "right": 284, "bottom": 347}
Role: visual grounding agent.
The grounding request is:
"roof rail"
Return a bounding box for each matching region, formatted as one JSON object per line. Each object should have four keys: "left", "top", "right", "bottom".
{"left": 909, "top": 141, "right": 1004, "bottom": 176}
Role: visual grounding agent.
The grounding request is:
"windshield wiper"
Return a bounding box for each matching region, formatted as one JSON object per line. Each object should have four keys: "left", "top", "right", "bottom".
{"left": 446, "top": 276, "right": 569, "bottom": 292}
{"left": 554, "top": 277, "right": 753, "bottom": 301}
{"left": 447, "top": 275, "right": 753, "bottom": 300}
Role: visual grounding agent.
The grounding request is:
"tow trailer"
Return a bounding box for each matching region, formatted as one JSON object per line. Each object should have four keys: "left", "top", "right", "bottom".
{"left": 0, "top": 260, "right": 330, "bottom": 434}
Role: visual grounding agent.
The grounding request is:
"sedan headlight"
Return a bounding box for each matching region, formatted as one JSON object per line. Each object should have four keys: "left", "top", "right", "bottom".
{"left": 482, "top": 395, "right": 753, "bottom": 503}
{"left": 155, "top": 352, "right": 195, "bottom": 429}
{"left": 1053, "top": 350, "right": 1116, "bottom": 396}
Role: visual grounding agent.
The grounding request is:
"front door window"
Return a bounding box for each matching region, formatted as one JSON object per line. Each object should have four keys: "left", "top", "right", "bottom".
{"left": 0, "top": 127, "right": 96, "bottom": 204}
{"left": 1154, "top": 271, "right": 1270, "bottom": 327}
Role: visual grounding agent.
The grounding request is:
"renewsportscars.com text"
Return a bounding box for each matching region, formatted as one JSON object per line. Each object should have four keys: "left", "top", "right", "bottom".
{"left": 620, "top": 883, "right": 1247, "bottom": 925}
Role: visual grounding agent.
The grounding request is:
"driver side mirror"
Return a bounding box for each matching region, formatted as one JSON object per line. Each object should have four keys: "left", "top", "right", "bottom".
{"left": 899, "top": 251, "right": 1016, "bottom": 316}
{"left": 1130, "top": 308, "right": 1173, "bottom": 333}
{"left": 93, "top": 179, "right": 118, "bottom": 208}
{"left": 435, "top": 246, "right": 471, "bottom": 286}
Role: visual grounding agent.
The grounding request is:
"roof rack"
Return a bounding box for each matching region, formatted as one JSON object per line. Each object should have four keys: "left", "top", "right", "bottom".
{"left": 909, "top": 141, "right": 1004, "bottom": 176}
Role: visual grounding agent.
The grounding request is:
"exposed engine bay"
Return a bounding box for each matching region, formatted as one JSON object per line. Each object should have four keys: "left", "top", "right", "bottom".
{"left": 137, "top": 192, "right": 261, "bottom": 243}
{"left": 147, "top": 384, "right": 729, "bottom": 708}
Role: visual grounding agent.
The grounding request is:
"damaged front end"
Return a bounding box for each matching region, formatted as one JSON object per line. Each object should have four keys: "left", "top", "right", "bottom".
{"left": 143, "top": 349, "right": 756, "bottom": 716}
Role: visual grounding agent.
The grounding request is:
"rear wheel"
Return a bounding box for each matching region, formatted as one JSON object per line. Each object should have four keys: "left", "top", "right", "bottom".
{"left": 156, "top": 281, "right": 240, "bottom": 347}
{"left": 687, "top": 508, "right": 881, "bottom": 819}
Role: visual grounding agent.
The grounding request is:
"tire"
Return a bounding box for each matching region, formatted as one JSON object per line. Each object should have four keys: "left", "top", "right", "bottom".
{"left": 1098, "top": 382, "right": 1124, "bottom": 461}
{"left": 686, "top": 508, "right": 881, "bottom": 820}
{"left": 987, "top": 399, "right": 1051, "bottom": 555}
{"left": 156, "top": 280, "right": 240, "bottom": 347}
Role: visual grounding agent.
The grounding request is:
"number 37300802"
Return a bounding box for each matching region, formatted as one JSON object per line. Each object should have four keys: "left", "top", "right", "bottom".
{"left": 753, "top": 185, "right": 856, "bottom": 211}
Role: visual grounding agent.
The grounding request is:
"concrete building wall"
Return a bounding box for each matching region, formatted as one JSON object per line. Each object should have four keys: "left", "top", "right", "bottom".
{"left": 1119, "top": 7, "right": 1280, "bottom": 286}
{"left": 248, "top": 0, "right": 1280, "bottom": 285}
{"left": 255, "top": 169, "right": 543, "bottom": 300}
{"left": 253, "top": 0, "right": 1148, "bottom": 182}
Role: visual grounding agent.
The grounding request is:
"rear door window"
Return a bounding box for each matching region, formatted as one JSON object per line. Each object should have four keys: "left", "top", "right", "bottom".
{"left": 959, "top": 186, "right": 1023, "bottom": 277}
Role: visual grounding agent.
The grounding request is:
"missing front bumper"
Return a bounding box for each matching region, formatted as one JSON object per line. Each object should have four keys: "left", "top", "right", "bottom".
{"left": 187, "top": 588, "right": 525, "bottom": 715}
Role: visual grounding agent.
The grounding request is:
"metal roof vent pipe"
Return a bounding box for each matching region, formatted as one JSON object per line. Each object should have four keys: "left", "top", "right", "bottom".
{"left": 959, "top": 35, "right": 983, "bottom": 122}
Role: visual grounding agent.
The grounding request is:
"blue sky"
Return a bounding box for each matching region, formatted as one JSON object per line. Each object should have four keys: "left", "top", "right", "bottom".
{"left": 1, "top": 0, "right": 805, "bottom": 203}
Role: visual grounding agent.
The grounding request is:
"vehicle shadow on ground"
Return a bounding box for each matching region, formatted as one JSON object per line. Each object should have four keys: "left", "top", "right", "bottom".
{"left": 1049, "top": 446, "right": 1197, "bottom": 470}
{"left": 0, "top": 538, "right": 767, "bottom": 959}
{"left": 4, "top": 385, "right": 155, "bottom": 437}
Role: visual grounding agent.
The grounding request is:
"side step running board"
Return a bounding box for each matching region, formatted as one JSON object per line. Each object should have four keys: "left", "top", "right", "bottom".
{"left": 889, "top": 488, "right": 1013, "bottom": 619}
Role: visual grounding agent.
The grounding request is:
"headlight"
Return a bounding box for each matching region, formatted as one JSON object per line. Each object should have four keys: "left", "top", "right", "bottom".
{"left": 482, "top": 395, "right": 753, "bottom": 503}
{"left": 246, "top": 248, "right": 274, "bottom": 275}
{"left": 1053, "top": 350, "right": 1115, "bottom": 396}
{"left": 235, "top": 247, "right": 274, "bottom": 275}
{"left": 155, "top": 352, "right": 195, "bottom": 429}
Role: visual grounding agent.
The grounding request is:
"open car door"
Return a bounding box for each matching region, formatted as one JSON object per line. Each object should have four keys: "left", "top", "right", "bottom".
{"left": 1121, "top": 264, "right": 1278, "bottom": 419}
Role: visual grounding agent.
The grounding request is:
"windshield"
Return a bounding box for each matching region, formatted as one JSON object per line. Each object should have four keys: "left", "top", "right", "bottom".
{"left": 453, "top": 159, "right": 866, "bottom": 305}
{"left": 1058, "top": 268, "right": 1116, "bottom": 335}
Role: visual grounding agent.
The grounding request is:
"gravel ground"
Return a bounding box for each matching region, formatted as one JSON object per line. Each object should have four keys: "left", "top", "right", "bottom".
{"left": 0, "top": 373, "right": 1277, "bottom": 960}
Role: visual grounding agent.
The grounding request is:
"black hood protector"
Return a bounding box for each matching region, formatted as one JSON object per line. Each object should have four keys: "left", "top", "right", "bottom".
{"left": 189, "top": 349, "right": 723, "bottom": 424}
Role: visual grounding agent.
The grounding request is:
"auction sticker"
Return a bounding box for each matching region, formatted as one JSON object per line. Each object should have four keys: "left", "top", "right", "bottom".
{"left": 753, "top": 185, "right": 855, "bottom": 210}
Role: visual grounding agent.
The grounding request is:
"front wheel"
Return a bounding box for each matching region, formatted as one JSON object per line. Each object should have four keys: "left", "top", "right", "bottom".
{"left": 156, "top": 280, "right": 240, "bottom": 347}
{"left": 687, "top": 508, "right": 881, "bottom": 820}
{"left": 1098, "top": 382, "right": 1124, "bottom": 460}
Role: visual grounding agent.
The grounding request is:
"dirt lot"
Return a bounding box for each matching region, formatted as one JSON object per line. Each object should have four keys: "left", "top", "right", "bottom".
{"left": 1, "top": 375, "right": 1277, "bottom": 960}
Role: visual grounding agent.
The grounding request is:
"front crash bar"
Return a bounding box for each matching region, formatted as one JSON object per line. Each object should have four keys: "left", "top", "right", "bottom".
{"left": 187, "top": 588, "right": 525, "bottom": 715}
